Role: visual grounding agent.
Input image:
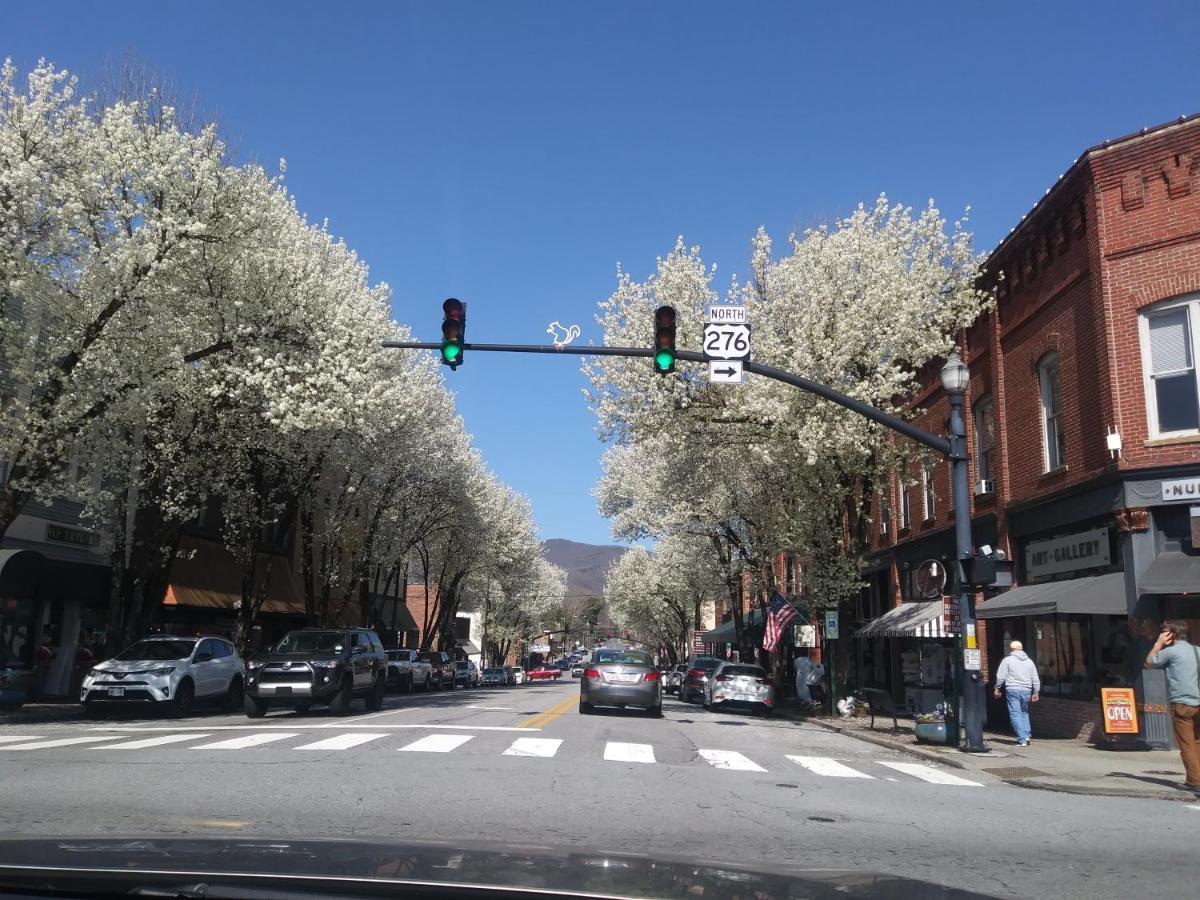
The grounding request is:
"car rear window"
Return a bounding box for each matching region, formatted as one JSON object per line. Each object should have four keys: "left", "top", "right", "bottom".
{"left": 595, "top": 650, "right": 652, "bottom": 666}
{"left": 721, "top": 665, "right": 766, "bottom": 678}
{"left": 691, "top": 658, "right": 721, "bottom": 670}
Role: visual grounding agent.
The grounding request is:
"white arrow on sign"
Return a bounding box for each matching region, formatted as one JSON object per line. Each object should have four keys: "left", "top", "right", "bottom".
{"left": 708, "top": 360, "right": 743, "bottom": 384}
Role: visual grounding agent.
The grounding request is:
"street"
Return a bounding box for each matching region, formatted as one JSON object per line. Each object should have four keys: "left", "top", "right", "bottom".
{"left": 0, "top": 681, "right": 1195, "bottom": 899}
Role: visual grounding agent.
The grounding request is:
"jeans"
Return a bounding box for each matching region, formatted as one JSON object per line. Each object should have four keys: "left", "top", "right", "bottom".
{"left": 1005, "top": 689, "right": 1032, "bottom": 743}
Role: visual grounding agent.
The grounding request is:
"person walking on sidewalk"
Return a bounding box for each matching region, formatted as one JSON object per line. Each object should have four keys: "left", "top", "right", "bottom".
{"left": 993, "top": 641, "right": 1040, "bottom": 747}
{"left": 1144, "top": 620, "right": 1200, "bottom": 793}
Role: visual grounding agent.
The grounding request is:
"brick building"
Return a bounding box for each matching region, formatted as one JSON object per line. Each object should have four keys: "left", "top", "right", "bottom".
{"left": 858, "top": 114, "right": 1200, "bottom": 747}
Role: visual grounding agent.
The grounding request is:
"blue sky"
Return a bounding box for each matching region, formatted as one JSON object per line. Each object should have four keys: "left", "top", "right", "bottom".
{"left": 6, "top": 2, "right": 1199, "bottom": 546}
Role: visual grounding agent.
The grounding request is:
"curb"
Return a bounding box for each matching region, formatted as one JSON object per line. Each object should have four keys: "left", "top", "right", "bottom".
{"left": 1003, "top": 777, "right": 1200, "bottom": 803}
{"left": 795, "top": 715, "right": 969, "bottom": 770}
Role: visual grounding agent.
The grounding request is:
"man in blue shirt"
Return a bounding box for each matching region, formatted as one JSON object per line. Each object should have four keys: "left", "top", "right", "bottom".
{"left": 1144, "top": 620, "right": 1200, "bottom": 792}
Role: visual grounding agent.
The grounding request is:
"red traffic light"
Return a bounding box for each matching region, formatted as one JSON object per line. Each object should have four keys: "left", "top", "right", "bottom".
{"left": 443, "top": 298, "right": 464, "bottom": 321}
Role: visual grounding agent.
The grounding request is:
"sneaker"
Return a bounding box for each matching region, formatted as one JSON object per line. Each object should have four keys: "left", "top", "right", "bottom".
{"left": 1016, "top": 740, "right": 1029, "bottom": 747}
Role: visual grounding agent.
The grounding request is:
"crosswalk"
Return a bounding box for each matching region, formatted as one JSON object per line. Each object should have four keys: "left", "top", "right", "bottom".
{"left": 0, "top": 731, "right": 984, "bottom": 786}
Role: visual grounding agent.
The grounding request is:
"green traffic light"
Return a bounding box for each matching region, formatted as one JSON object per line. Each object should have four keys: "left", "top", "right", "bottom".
{"left": 442, "top": 342, "right": 462, "bottom": 363}
{"left": 654, "top": 349, "right": 674, "bottom": 372}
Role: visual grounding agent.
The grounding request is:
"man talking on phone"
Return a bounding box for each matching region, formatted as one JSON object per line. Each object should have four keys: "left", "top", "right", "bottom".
{"left": 1144, "top": 620, "right": 1200, "bottom": 793}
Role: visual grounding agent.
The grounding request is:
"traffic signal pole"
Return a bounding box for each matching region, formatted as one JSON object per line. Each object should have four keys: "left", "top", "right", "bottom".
{"left": 383, "top": 338, "right": 986, "bottom": 751}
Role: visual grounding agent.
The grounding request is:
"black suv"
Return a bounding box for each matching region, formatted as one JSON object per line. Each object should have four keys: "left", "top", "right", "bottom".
{"left": 244, "top": 628, "right": 387, "bottom": 717}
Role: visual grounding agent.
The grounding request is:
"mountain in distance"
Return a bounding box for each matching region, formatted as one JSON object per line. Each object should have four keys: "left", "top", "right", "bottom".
{"left": 541, "top": 538, "right": 626, "bottom": 601}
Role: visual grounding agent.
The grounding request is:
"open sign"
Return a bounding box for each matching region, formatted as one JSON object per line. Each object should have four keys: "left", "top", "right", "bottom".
{"left": 1100, "top": 688, "right": 1139, "bottom": 735}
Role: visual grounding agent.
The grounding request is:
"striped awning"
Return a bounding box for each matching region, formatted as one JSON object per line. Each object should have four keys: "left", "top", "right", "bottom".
{"left": 856, "top": 600, "right": 953, "bottom": 638}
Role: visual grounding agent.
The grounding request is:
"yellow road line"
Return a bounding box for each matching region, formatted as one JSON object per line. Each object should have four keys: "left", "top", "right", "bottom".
{"left": 519, "top": 694, "right": 578, "bottom": 730}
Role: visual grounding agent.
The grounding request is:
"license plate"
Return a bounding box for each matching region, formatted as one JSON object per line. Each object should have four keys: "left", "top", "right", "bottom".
{"left": 733, "top": 693, "right": 755, "bottom": 702}
{"left": 275, "top": 686, "right": 292, "bottom": 696}
{"left": 618, "top": 673, "right": 641, "bottom": 683}
{"left": 107, "top": 687, "right": 124, "bottom": 697}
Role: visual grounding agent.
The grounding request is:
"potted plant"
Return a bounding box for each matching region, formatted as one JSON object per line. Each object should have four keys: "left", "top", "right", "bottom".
{"left": 914, "top": 710, "right": 951, "bottom": 745}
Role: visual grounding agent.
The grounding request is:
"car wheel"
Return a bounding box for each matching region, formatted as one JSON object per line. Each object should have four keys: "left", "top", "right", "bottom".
{"left": 244, "top": 693, "right": 268, "bottom": 719}
{"left": 404, "top": 673, "right": 414, "bottom": 693}
{"left": 329, "top": 676, "right": 353, "bottom": 716}
{"left": 169, "top": 679, "right": 195, "bottom": 718}
{"left": 648, "top": 703, "right": 663, "bottom": 718}
{"left": 365, "top": 674, "right": 386, "bottom": 711}
{"left": 423, "top": 675, "right": 432, "bottom": 692}
{"left": 702, "top": 694, "right": 711, "bottom": 710}
{"left": 761, "top": 707, "right": 774, "bottom": 719}
{"left": 579, "top": 699, "right": 593, "bottom": 715}
{"left": 221, "top": 676, "right": 244, "bottom": 713}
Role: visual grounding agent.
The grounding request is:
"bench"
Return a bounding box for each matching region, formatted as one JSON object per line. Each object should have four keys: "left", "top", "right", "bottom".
{"left": 860, "top": 688, "right": 900, "bottom": 734}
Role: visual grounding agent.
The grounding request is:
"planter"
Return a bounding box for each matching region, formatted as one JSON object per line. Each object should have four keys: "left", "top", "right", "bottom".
{"left": 914, "top": 718, "right": 957, "bottom": 746}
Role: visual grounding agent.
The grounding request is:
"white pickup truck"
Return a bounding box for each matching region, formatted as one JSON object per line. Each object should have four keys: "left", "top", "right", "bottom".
{"left": 384, "top": 649, "right": 432, "bottom": 692}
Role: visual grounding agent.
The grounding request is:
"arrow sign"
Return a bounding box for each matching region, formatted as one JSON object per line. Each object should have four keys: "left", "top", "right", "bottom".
{"left": 708, "top": 360, "right": 743, "bottom": 384}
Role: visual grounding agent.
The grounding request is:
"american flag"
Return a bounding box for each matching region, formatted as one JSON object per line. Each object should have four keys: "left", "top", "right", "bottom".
{"left": 762, "top": 592, "right": 797, "bottom": 652}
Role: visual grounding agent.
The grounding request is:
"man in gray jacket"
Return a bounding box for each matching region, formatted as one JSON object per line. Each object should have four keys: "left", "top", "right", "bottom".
{"left": 993, "top": 641, "right": 1041, "bottom": 747}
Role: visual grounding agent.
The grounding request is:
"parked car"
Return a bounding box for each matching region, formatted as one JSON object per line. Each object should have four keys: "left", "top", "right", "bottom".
{"left": 82, "top": 635, "right": 244, "bottom": 717}
{"left": 418, "top": 651, "right": 455, "bottom": 690}
{"left": 385, "top": 649, "right": 432, "bottom": 692}
{"left": 664, "top": 663, "right": 689, "bottom": 695}
{"left": 679, "top": 657, "right": 723, "bottom": 704}
{"left": 454, "top": 660, "right": 479, "bottom": 688}
{"left": 704, "top": 661, "right": 775, "bottom": 717}
{"left": 481, "top": 667, "right": 508, "bottom": 686}
{"left": 570, "top": 663, "right": 584, "bottom": 678}
{"left": 244, "top": 628, "right": 386, "bottom": 717}
{"left": 527, "top": 665, "right": 561, "bottom": 681}
{"left": 579, "top": 647, "right": 662, "bottom": 717}
{"left": 509, "top": 666, "right": 526, "bottom": 685}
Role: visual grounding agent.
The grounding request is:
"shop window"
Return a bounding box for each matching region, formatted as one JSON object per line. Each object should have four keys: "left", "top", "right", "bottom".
{"left": 1093, "top": 615, "right": 1131, "bottom": 688}
{"left": 973, "top": 395, "right": 996, "bottom": 485}
{"left": 1038, "top": 353, "right": 1066, "bottom": 471}
{"left": 1032, "top": 614, "right": 1094, "bottom": 699}
{"left": 1140, "top": 296, "right": 1200, "bottom": 437}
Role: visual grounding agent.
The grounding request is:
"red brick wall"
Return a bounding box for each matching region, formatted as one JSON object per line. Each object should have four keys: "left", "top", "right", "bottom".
{"left": 1030, "top": 695, "right": 1103, "bottom": 742}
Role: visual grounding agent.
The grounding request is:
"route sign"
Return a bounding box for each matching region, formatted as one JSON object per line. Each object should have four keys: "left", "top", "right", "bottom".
{"left": 705, "top": 305, "right": 746, "bottom": 324}
{"left": 703, "top": 323, "right": 751, "bottom": 361}
{"left": 709, "top": 360, "right": 743, "bottom": 384}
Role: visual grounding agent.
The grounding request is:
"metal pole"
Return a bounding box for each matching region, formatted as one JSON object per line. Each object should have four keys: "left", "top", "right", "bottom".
{"left": 948, "top": 390, "right": 985, "bottom": 751}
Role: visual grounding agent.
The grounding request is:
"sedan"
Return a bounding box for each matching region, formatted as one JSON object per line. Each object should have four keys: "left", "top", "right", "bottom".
{"left": 570, "top": 663, "right": 585, "bottom": 678}
{"left": 579, "top": 647, "right": 662, "bottom": 717}
{"left": 680, "top": 657, "right": 723, "bottom": 703}
{"left": 480, "top": 667, "right": 508, "bottom": 686}
{"left": 527, "top": 665, "right": 561, "bottom": 681}
{"left": 704, "top": 662, "right": 775, "bottom": 717}
{"left": 664, "top": 663, "right": 689, "bottom": 695}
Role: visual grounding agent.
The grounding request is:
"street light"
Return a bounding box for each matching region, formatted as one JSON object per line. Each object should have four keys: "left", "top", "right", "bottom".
{"left": 941, "top": 350, "right": 986, "bottom": 752}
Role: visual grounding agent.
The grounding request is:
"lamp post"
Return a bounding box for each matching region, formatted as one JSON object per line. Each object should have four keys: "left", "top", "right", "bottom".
{"left": 940, "top": 351, "right": 986, "bottom": 752}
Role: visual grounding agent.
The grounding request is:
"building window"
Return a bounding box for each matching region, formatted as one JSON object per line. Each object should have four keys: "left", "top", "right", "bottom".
{"left": 879, "top": 492, "right": 890, "bottom": 536}
{"left": 899, "top": 479, "right": 911, "bottom": 530}
{"left": 974, "top": 394, "right": 996, "bottom": 484}
{"left": 1140, "top": 297, "right": 1200, "bottom": 437}
{"left": 921, "top": 461, "right": 935, "bottom": 521}
{"left": 1038, "top": 353, "right": 1066, "bottom": 471}
{"left": 1032, "top": 614, "right": 1098, "bottom": 700}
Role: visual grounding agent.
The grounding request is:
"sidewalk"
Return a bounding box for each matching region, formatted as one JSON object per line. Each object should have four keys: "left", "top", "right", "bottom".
{"left": 779, "top": 705, "right": 1198, "bottom": 802}
{"left": 0, "top": 701, "right": 88, "bottom": 726}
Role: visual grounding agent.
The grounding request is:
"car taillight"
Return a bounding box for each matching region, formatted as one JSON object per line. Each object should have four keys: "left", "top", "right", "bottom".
{"left": 715, "top": 674, "right": 733, "bottom": 682}
{"left": 688, "top": 668, "right": 704, "bottom": 678}
{"left": 584, "top": 668, "right": 600, "bottom": 679}
{"left": 643, "top": 670, "right": 660, "bottom": 682}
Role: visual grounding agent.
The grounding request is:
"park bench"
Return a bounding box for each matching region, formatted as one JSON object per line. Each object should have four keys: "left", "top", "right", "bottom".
{"left": 860, "top": 687, "right": 900, "bottom": 734}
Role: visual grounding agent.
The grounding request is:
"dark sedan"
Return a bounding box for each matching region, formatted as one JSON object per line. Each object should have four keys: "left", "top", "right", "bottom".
{"left": 679, "top": 656, "right": 723, "bottom": 703}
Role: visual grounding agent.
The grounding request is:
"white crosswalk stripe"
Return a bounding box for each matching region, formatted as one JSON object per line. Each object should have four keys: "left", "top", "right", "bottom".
{"left": 190, "top": 733, "right": 300, "bottom": 750}
{"left": 503, "top": 738, "right": 562, "bottom": 758}
{"left": 699, "top": 749, "right": 766, "bottom": 771}
{"left": 786, "top": 755, "right": 873, "bottom": 778}
{"left": 294, "top": 733, "right": 388, "bottom": 751}
{"left": 876, "top": 761, "right": 983, "bottom": 786}
{"left": 0, "top": 736, "right": 121, "bottom": 751}
{"left": 97, "top": 734, "right": 212, "bottom": 750}
{"left": 603, "top": 741, "right": 655, "bottom": 764}
{"left": 398, "top": 733, "right": 474, "bottom": 753}
{"left": 0, "top": 736, "right": 43, "bottom": 745}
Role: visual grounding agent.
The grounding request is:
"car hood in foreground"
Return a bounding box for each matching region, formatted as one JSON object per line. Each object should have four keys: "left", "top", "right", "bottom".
{"left": 0, "top": 837, "right": 996, "bottom": 899}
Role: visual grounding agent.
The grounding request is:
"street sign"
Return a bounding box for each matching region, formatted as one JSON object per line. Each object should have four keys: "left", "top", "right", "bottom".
{"left": 702, "top": 323, "right": 751, "bottom": 361}
{"left": 708, "top": 360, "right": 743, "bottom": 384}
{"left": 705, "top": 305, "right": 746, "bottom": 324}
{"left": 530, "top": 643, "right": 550, "bottom": 653}
{"left": 963, "top": 648, "right": 982, "bottom": 671}
{"left": 824, "top": 610, "right": 839, "bottom": 640}
{"left": 692, "top": 629, "right": 706, "bottom": 653}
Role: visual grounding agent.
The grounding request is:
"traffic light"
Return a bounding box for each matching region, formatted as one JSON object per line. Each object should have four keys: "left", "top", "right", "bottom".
{"left": 653, "top": 305, "right": 676, "bottom": 374}
{"left": 440, "top": 298, "right": 466, "bottom": 369}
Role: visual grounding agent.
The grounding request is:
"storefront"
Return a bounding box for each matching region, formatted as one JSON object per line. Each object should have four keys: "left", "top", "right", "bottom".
{"left": 854, "top": 600, "right": 958, "bottom": 715}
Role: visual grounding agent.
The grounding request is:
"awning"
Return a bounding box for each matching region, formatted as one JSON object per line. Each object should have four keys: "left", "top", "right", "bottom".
{"left": 976, "top": 571, "right": 1127, "bottom": 619}
{"left": 162, "top": 536, "right": 305, "bottom": 615}
{"left": 856, "top": 601, "right": 952, "bottom": 638}
{"left": 455, "top": 640, "right": 481, "bottom": 656}
{"left": 1139, "top": 552, "right": 1200, "bottom": 595}
{"left": 700, "top": 602, "right": 806, "bottom": 645}
{"left": 367, "top": 593, "right": 418, "bottom": 631}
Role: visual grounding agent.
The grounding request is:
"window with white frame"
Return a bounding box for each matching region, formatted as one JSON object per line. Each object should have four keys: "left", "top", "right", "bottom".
{"left": 974, "top": 394, "right": 996, "bottom": 484}
{"left": 879, "top": 491, "right": 890, "bottom": 536}
{"left": 1038, "top": 353, "right": 1066, "bottom": 471}
{"left": 899, "top": 478, "right": 911, "bottom": 529}
{"left": 921, "top": 461, "right": 935, "bottom": 520}
{"left": 1140, "top": 296, "right": 1200, "bottom": 437}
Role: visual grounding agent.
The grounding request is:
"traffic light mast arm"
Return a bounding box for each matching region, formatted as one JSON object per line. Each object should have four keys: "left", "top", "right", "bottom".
{"left": 381, "top": 340, "right": 952, "bottom": 457}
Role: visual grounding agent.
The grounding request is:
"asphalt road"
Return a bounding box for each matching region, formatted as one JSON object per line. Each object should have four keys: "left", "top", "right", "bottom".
{"left": 0, "top": 679, "right": 1195, "bottom": 898}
